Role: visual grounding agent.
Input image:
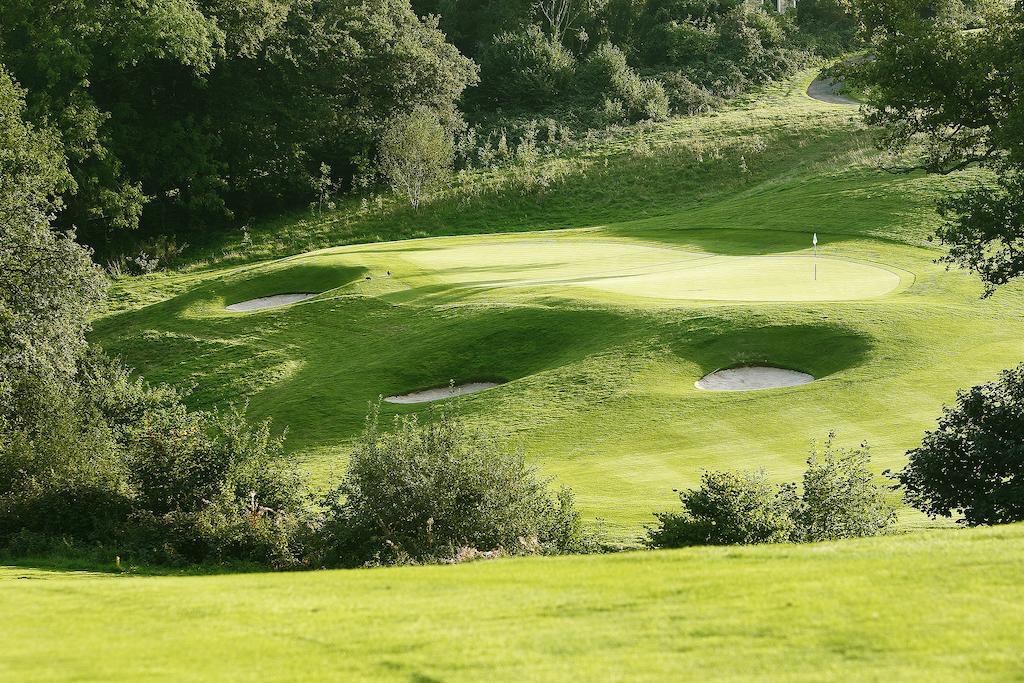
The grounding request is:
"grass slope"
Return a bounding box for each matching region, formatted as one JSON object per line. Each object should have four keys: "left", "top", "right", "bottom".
{"left": 3, "top": 524, "right": 1023, "bottom": 681}
{"left": 90, "top": 70, "right": 1021, "bottom": 540}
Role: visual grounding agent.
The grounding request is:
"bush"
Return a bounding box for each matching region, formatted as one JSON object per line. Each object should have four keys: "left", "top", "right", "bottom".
{"left": 895, "top": 365, "right": 1024, "bottom": 526}
{"left": 0, "top": 352, "right": 308, "bottom": 568}
{"left": 477, "top": 26, "right": 577, "bottom": 108}
{"left": 316, "top": 405, "right": 594, "bottom": 566}
{"left": 577, "top": 43, "right": 669, "bottom": 122}
{"left": 658, "top": 71, "right": 723, "bottom": 115}
{"left": 648, "top": 435, "right": 896, "bottom": 548}
{"left": 797, "top": 433, "right": 897, "bottom": 542}
{"left": 647, "top": 470, "right": 799, "bottom": 547}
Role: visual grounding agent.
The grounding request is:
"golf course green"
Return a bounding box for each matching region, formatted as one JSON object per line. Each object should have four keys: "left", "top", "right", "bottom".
{"left": 86, "top": 72, "right": 1024, "bottom": 540}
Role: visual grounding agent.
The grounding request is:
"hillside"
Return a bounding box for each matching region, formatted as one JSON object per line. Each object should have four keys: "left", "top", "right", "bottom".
{"left": 90, "top": 71, "right": 1018, "bottom": 540}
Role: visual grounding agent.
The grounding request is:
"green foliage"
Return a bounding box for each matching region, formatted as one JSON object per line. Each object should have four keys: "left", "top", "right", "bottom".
{"left": 0, "top": 0, "right": 478, "bottom": 241}
{"left": 377, "top": 107, "right": 456, "bottom": 209}
{"left": 648, "top": 470, "right": 799, "bottom": 547}
{"left": 849, "top": 0, "right": 1024, "bottom": 293}
{"left": 0, "top": 352, "right": 309, "bottom": 567}
{"left": 578, "top": 43, "right": 669, "bottom": 122}
{"left": 0, "top": 66, "right": 107, "bottom": 444}
{"left": 0, "top": 68, "right": 308, "bottom": 567}
{"left": 658, "top": 70, "right": 722, "bottom": 114}
{"left": 649, "top": 436, "right": 896, "bottom": 547}
{"left": 896, "top": 364, "right": 1024, "bottom": 526}
{"left": 796, "top": 433, "right": 897, "bottom": 542}
{"left": 477, "top": 26, "right": 578, "bottom": 108}
{"left": 317, "top": 406, "right": 594, "bottom": 566}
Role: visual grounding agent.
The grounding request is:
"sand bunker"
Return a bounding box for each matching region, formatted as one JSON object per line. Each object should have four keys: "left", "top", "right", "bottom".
{"left": 226, "top": 293, "right": 318, "bottom": 312}
{"left": 384, "top": 382, "right": 502, "bottom": 404}
{"left": 696, "top": 366, "right": 814, "bottom": 392}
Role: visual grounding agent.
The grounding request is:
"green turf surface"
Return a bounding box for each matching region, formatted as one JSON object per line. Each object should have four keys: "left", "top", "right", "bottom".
{"left": 3, "top": 524, "right": 1023, "bottom": 681}
{"left": 90, "top": 71, "right": 1020, "bottom": 540}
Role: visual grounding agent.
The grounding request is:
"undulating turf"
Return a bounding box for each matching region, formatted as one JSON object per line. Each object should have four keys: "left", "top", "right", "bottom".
{"left": 3, "top": 524, "right": 1023, "bottom": 681}
{"left": 91, "top": 74, "right": 1017, "bottom": 539}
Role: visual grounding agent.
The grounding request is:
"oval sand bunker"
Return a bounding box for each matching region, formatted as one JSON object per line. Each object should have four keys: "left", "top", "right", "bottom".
{"left": 226, "top": 293, "right": 318, "bottom": 312}
{"left": 696, "top": 366, "right": 814, "bottom": 392}
{"left": 385, "top": 382, "right": 502, "bottom": 404}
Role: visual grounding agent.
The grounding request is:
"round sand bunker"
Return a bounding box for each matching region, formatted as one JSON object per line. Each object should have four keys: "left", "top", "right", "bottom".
{"left": 226, "top": 293, "right": 318, "bottom": 312}
{"left": 696, "top": 366, "right": 814, "bottom": 392}
{"left": 384, "top": 382, "right": 502, "bottom": 404}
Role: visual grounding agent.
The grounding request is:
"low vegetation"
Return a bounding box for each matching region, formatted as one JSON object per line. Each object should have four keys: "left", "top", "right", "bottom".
{"left": 648, "top": 434, "right": 896, "bottom": 547}
{"left": 315, "top": 407, "right": 595, "bottom": 567}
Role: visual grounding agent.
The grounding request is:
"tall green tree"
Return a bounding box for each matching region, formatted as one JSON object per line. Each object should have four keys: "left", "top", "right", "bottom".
{"left": 377, "top": 107, "right": 455, "bottom": 209}
{"left": 0, "top": 0, "right": 477, "bottom": 243}
{"left": 0, "top": 67, "right": 106, "bottom": 427}
{"left": 849, "top": 0, "right": 1024, "bottom": 294}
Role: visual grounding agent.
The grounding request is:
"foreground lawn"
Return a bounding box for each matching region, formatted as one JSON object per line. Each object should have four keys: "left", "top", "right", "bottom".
{"left": 2, "top": 525, "right": 1022, "bottom": 681}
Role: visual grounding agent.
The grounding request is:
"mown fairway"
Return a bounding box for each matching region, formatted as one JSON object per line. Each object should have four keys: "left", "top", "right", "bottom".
{"left": 3, "top": 524, "right": 1023, "bottom": 680}
{"left": 92, "top": 73, "right": 1024, "bottom": 539}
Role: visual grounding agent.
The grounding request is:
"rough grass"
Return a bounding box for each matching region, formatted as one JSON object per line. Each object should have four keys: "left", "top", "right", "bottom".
{"left": 2, "top": 524, "right": 1023, "bottom": 681}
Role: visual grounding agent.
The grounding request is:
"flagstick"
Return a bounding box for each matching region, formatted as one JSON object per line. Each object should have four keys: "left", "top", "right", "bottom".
{"left": 812, "top": 232, "right": 818, "bottom": 281}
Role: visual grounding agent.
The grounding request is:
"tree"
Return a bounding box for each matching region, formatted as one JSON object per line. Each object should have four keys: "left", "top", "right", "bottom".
{"left": 0, "top": 0, "right": 478, "bottom": 241}
{"left": 847, "top": 0, "right": 1024, "bottom": 294}
{"left": 377, "top": 107, "right": 455, "bottom": 209}
{"left": 537, "top": 0, "right": 607, "bottom": 45}
{"left": 0, "top": 67, "right": 106, "bottom": 428}
{"left": 895, "top": 365, "right": 1024, "bottom": 526}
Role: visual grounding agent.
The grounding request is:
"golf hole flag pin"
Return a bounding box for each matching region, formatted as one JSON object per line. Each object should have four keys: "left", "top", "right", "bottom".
{"left": 812, "top": 233, "right": 818, "bottom": 281}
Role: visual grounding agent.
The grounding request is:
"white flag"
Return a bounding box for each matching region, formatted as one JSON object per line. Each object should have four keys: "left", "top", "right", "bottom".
{"left": 813, "top": 233, "right": 818, "bottom": 246}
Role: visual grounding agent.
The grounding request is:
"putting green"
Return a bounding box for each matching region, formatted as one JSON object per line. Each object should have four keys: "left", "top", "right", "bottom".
{"left": 314, "top": 234, "right": 906, "bottom": 303}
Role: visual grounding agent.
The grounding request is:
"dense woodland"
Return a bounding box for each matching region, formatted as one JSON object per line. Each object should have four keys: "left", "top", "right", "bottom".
{"left": 2, "top": 0, "right": 1024, "bottom": 569}
{"left": 0, "top": 0, "right": 856, "bottom": 251}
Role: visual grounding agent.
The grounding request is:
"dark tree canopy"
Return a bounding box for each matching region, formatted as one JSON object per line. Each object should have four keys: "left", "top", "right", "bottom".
{"left": 897, "top": 365, "right": 1024, "bottom": 526}
{"left": 0, "top": 0, "right": 478, "bottom": 242}
{"left": 849, "top": 0, "right": 1024, "bottom": 294}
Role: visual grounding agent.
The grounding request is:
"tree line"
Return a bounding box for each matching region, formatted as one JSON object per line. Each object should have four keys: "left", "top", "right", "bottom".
{"left": 0, "top": 0, "right": 856, "bottom": 252}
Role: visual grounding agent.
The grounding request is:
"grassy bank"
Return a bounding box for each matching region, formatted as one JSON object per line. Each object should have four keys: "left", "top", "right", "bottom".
{"left": 2, "top": 524, "right": 1022, "bottom": 680}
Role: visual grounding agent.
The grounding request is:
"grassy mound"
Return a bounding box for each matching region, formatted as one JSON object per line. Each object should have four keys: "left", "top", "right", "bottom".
{"left": 3, "top": 524, "right": 1022, "bottom": 679}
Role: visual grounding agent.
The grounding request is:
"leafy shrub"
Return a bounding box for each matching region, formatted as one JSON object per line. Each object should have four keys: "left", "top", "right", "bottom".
{"left": 647, "top": 470, "right": 799, "bottom": 547}
{"left": 0, "top": 352, "right": 308, "bottom": 568}
{"left": 648, "top": 435, "right": 896, "bottom": 548}
{"left": 316, "top": 405, "right": 594, "bottom": 566}
{"left": 646, "top": 19, "right": 720, "bottom": 65}
{"left": 658, "top": 71, "right": 723, "bottom": 115}
{"left": 577, "top": 43, "right": 669, "bottom": 122}
{"left": 477, "top": 26, "right": 577, "bottom": 108}
{"left": 796, "top": 434, "right": 897, "bottom": 542}
{"left": 895, "top": 365, "right": 1024, "bottom": 526}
